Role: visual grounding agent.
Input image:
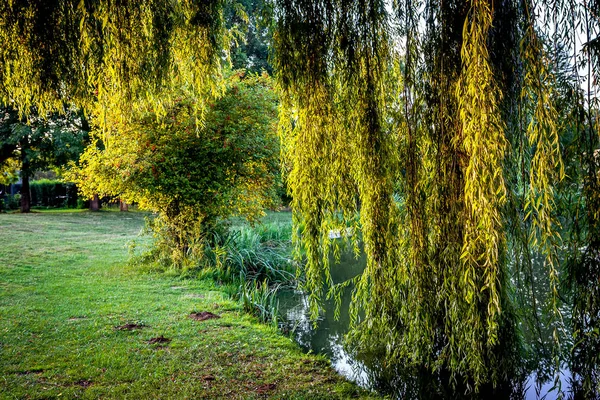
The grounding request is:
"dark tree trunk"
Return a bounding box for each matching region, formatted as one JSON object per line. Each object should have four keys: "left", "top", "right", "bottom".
{"left": 20, "top": 172, "right": 31, "bottom": 213}
{"left": 119, "top": 199, "right": 129, "bottom": 212}
{"left": 89, "top": 194, "right": 100, "bottom": 211}
{"left": 20, "top": 146, "right": 31, "bottom": 213}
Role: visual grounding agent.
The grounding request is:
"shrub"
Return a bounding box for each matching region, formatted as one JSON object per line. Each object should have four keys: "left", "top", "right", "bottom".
{"left": 70, "top": 72, "right": 280, "bottom": 267}
{"left": 2, "top": 193, "right": 20, "bottom": 210}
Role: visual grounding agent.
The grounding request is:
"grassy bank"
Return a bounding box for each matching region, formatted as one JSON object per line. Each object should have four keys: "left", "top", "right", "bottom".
{"left": 0, "top": 211, "right": 376, "bottom": 399}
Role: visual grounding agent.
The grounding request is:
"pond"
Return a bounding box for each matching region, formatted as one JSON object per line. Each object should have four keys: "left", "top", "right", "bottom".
{"left": 276, "top": 247, "right": 576, "bottom": 399}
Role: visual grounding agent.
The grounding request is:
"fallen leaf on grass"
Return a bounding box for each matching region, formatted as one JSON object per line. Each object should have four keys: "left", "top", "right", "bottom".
{"left": 74, "top": 380, "right": 92, "bottom": 388}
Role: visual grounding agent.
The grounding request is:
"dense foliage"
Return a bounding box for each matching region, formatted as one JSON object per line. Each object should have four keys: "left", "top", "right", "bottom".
{"left": 68, "top": 73, "right": 280, "bottom": 267}
{"left": 28, "top": 180, "right": 79, "bottom": 208}
{"left": 226, "top": 0, "right": 273, "bottom": 74}
{"left": 1, "top": 179, "right": 79, "bottom": 210}
{"left": 274, "top": 0, "right": 600, "bottom": 396}
{"left": 0, "top": 0, "right": 226, "bottom": 120}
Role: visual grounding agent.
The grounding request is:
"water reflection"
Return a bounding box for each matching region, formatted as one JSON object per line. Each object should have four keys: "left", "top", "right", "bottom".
{"left": 276, "top": 247, "right": 591, "bottom": 399}
{"left": 277, "top": 250, "right": 371, "bottom": 387}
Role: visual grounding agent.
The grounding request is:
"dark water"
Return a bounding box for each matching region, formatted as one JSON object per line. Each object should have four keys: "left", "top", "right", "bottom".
{"left": 276, "top": 249, "right": 575, "bottom": 399}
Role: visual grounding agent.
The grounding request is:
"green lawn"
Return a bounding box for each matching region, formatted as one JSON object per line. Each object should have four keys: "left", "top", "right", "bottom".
{"left": 0, "top": 210, "right": 375, "bottom": 399}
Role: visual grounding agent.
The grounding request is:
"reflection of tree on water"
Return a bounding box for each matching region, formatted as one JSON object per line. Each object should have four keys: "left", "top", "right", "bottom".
{"left": 278, "top": 250, "right": 370, "bottom": 386}
{"left": 345, "top": 263, "right": 528, "bottom": 399}
{"left": 349, "top": 353, "right": 527, "bottom": 400}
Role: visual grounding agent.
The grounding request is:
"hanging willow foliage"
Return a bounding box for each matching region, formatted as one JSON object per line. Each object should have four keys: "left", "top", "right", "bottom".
{"left": 275, "top": 0, "right": 600, "bottom": 394}
{"left": 452, "top": 0, "right": 509, "bottom": 382}
{"left": 0, "top": 0, "right": 226, "bottom": 119}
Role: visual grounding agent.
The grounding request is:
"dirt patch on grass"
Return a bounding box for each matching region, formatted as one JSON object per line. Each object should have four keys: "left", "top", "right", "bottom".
{"left": 189, "top": 311, "right": 220, "bottom": 321}
{"left": 74, "top": 379, "right": 92, "bottom": 388}
{"left": 255, "top": 383, "right": 277, "bottom": 394}
{"left": 114, "top": 323, "right": 147, "bottom": 331}
{"left": 146, "top": 335, "right": 171, "bottom": 344}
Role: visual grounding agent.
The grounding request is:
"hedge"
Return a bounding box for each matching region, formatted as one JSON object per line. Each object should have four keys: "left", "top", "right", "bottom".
{"left": 28, "top": 179, "right": 78, "bottom": 208}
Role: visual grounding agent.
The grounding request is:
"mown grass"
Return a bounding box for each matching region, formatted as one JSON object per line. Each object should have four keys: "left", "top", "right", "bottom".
{"left": 0, "top": 210, "right": 377, "bottom": 399}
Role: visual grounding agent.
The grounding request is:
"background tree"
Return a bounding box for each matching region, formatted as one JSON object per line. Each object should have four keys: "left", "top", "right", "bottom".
{"left": 226, "top": 0, "right": 273, "bottom": 74}
{"left": 0, "top": 106, "right": 89, "bottom": 212}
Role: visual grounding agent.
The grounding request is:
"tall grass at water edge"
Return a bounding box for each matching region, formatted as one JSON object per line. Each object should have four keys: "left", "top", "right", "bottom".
{"left": 128, "top": 216, "right": 298, "bottom": 325}
{"left": 201, "top": 221, "right": 298, "bottom": 324}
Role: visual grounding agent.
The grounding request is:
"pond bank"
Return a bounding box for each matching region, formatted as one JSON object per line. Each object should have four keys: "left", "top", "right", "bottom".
{"left": 0, "top": 211, "right": 378, "bottom": 399}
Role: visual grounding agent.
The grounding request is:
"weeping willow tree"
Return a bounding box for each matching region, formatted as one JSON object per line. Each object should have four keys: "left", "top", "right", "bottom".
{"left": 274, "top": 0, "right": 600, "bottom": 395}
{"left": 0, "top": 0, "right": 227, "bottom": 120}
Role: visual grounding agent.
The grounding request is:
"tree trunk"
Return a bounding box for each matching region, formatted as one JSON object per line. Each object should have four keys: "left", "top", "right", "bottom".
{"left": 20, "top": 173, "right": 31, "bottom": 213}
{"left": 89, "top": 194, "right": 100, "bottom": 211}
{"left": 20, "top": 148, "right": 31, "bottom": 213}
{"left": 119, "top": 199, "right": 129, "bottom": 212}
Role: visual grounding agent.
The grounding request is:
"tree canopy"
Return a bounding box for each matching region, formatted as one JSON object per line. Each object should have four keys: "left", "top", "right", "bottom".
{"left": 0, "top": 0, "right": 226, "bottom": 119}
